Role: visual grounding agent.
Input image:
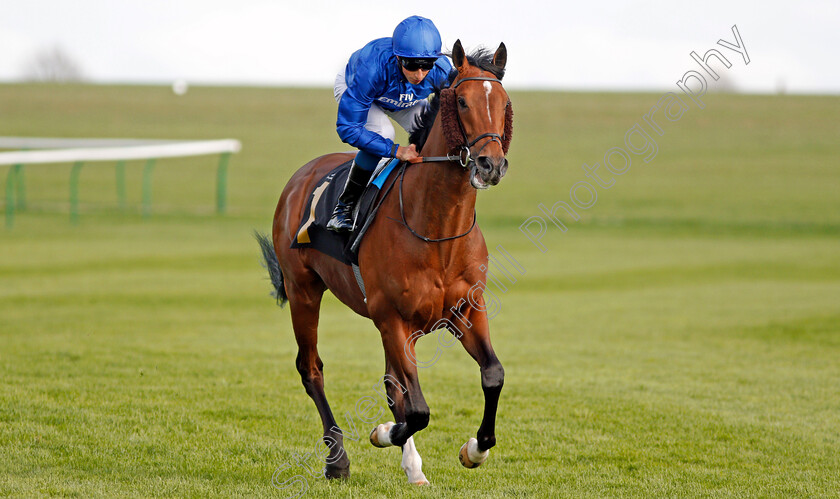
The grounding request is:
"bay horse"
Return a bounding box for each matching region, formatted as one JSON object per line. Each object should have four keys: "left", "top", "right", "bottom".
{"left": 258, "top": 40, "right": 512, "bottom": 485}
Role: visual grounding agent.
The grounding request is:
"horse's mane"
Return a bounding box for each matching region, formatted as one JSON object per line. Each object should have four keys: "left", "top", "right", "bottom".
{"left": 410, "top": 48, "right": 506, "bottom": 152}
{"left": 461, "top": 47, "right": 507, "bottom": 80}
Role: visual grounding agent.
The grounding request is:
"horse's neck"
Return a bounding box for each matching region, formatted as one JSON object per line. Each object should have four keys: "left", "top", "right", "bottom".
{"left": 404, "top": 120, "right": 477, "bottom": 238}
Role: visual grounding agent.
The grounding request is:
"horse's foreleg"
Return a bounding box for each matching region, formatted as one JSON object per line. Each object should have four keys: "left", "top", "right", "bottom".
{"left": 369, "top": 321, "right": 431, "bottom": 483}
{"left": 287, "top": 280, "right": 350, "bottom": 479}
{"left": 381, "top": 327, "right": 430, "bottom": 447}
{"left": 455, "top": 307, "right": 504, "bottom": 468}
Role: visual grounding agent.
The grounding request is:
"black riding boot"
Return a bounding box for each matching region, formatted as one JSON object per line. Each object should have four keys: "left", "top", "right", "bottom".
{"left": 326, "top": 162, "right": 373, "bottom": 233}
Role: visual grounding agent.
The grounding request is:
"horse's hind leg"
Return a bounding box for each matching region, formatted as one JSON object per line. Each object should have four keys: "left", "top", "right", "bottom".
{"left": 367, "top": 321, "right": 432, "bottom": 485}
{"left": 369, "top": 362, "right": 429, "bottom": 485}
{"left": 287, "top": 278, "right": 350, "bottom": 479}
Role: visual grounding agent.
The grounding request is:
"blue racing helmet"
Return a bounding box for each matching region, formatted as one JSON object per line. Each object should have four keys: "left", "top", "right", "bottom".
{"left": 392, "top": 16, "right": 443, "bottom": 58}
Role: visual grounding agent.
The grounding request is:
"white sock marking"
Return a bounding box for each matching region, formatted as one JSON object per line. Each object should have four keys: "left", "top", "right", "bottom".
{"left": 373, "top": 421, "right": 394, "bottom": 447}
{"left": 401, "top": 436, "right": 429, "bottom": 485}
{"left": 467, "top": 437, "right": 489, "bottom": 464}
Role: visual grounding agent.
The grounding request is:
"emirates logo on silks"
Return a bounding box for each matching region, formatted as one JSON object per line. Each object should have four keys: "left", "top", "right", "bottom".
{"left": 377, "top": 95, "right": 420, "bottom": 108}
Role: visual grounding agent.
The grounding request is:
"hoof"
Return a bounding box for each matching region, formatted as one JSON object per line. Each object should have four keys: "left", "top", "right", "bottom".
{"left": 410, "top": 476, "right": 430, "bottom": 486}
{"left": 458, "top": 438, "right": 489, "bottom": 469}
{"left": 324, "top": 465, "right": 350, "bottom": 480}
{"left": 369, "top": 421, "right": 395, "bottom": 448}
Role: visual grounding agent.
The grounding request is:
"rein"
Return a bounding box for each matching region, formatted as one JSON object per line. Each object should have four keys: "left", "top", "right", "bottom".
{"left": 393, "top": 161, "right": 477, "bottom": 243}
{"left": 393, "top": 75, "right": 506, "bottom": 243}
{"left": 410, "top": 76, "right": 506, "bottom": 168}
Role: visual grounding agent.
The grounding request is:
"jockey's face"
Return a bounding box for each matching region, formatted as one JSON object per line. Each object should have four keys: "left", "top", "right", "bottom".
{"left": 398, "top": 57, "right": 436, "bottom": 85}
{"left": 401, "top": 66, "right": 430, "bottom": 85}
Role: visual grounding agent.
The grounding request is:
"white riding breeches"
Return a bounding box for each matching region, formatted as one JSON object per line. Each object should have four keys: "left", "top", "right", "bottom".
{"left": 334, "top": 69, "right": 429, "bottom": 143}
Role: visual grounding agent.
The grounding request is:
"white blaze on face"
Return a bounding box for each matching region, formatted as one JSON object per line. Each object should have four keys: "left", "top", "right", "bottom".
{"left": 484, "top": 81, "right": 493, "bottom": 123}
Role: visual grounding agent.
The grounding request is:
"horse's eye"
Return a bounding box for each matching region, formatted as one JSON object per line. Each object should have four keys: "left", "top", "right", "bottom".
{"left": 457, "top": 96, "right": 468, "bottom": 109}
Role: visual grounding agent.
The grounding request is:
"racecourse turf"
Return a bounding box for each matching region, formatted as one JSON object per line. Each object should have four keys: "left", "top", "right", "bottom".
{"left": 1, "top": 84, "right": 838, "bottom": 497}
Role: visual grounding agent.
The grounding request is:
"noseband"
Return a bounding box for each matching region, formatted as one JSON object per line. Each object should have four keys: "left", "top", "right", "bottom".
{"left": 413, "top": 76, "right": 510, "bottom": 169}
{"left": 395, "top": 75, "right": 511, "bottom": 243}
{"left": 449, "top": 76, "right": 507, "bottom": 166}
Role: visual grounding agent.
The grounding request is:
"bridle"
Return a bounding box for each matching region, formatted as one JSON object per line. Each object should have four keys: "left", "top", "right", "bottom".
{"left": 394, "top": 75, "right": 509, "bottom": 243}
{"left": 411, "top": 76, "right": 508, "bottom": 170}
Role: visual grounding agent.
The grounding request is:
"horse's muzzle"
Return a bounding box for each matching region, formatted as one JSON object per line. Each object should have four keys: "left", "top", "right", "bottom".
{"left": 474, "top": 155, "right": 508, "bottom": 188}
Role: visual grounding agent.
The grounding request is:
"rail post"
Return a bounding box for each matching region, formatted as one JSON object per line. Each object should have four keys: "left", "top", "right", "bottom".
{"left": 216, "top": 152, "right": 230, "bottom": 214}
{"left": 14, "top": 164, "right": 25, "bottom": 210}
{"left": 4, "top": 166, "right": 16, "bottom": 228}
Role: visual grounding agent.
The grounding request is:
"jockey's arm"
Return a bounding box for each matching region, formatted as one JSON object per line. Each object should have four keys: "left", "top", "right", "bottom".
{"left": 336, "top": 97, "right": 397, "bottom": 158}
{"left": 336, "top": 64, "right": 399, "bottom": 159}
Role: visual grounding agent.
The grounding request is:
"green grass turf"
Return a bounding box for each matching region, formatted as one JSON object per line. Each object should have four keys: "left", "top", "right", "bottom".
{"left": 1, "top": 84, "right": 839, "bottom": 497}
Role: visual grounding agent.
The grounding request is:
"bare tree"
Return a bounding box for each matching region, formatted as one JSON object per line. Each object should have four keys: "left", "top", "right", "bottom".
{"left": 22, "top": 45, "right": 86, "bottom": 83}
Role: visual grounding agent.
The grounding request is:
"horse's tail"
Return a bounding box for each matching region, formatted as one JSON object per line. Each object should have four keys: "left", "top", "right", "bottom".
{"left": 254, "top": 230, "right": 288, "bottom": 307}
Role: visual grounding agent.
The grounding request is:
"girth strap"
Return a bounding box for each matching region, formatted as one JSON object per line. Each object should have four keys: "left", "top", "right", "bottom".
{"left": 351, "top": 263, "right": 366, "bottom": 302}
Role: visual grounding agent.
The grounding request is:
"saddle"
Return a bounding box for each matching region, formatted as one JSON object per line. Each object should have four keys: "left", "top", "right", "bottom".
{"left": 290, "top": 158, "right": 402, "bottom": 265}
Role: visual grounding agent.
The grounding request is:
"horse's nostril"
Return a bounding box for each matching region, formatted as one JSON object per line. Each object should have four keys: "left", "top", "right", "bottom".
{"left": 477, "top": 156, "right": 493, "bottom": 173}
{"left": 477, "top": 156, "right": 507, "bottom": 176}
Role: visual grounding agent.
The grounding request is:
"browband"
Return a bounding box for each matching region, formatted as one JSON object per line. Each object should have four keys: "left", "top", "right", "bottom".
{"left": 451, "top": 76, "right": 502, "bottom": 89}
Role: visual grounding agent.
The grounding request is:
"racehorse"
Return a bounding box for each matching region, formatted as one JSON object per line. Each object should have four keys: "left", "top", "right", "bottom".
{"left": 258, "top": 40, "right": 512, "bottom": 485}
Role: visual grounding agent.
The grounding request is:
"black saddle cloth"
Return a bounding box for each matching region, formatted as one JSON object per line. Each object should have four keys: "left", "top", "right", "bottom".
{"left": 289, "top": 159, "right": 398, "bottom": 265}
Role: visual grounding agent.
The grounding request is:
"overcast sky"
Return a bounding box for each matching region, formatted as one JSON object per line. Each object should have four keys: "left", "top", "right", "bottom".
{"left": 1, "top": 0, "right": 838, "bottom": 93}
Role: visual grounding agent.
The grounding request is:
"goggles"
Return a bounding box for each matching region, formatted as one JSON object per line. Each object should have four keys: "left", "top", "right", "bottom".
{"left": 399, "top": 57, "right": 437, "bottom": 72}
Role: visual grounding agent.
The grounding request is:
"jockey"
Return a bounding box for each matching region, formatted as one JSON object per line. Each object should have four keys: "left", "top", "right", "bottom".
{"left": 327, "top": 15, "right": 453, "bottom": 233}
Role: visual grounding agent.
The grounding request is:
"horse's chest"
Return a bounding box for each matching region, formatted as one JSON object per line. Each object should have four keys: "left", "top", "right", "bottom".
{"left": 384, "top": 271, "right": 473, "bottom": 327}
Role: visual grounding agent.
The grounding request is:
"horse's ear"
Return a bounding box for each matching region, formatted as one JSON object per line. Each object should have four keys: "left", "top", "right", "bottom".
{"left": 493, "top": 42, "right": 507, "bottom": 70}
{"left": 452, "top": 39, "right": 467, "bottom": 72}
